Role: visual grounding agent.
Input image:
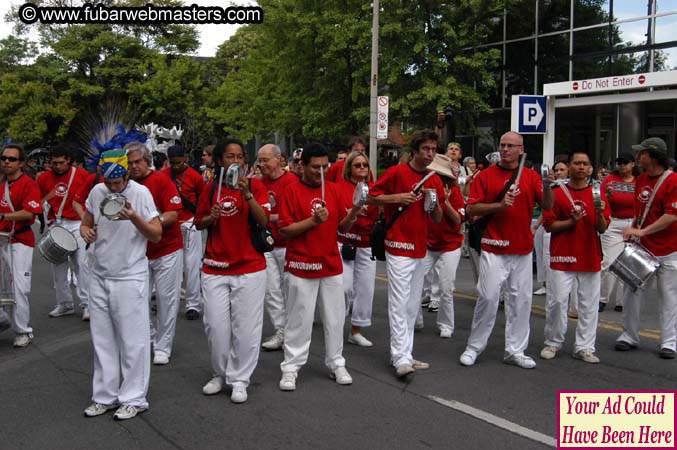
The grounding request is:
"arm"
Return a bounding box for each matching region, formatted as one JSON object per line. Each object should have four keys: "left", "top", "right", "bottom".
{"left": 73, "top": 200, "right": 86, "bottom": 220}
{"left": 159, "top": 210, "right": 178, "bottom": 227}
{"left": 0, "top": 210, "right": 34, "bottom": 222}
{"left": 544, "top": 217, "right": 577, "bottom": 233}
{"left": 269, "top": 213, "right": 279, "bottom": 223}
{"left": 430, "top": 201, "right": 443, "bottom": 224}
{"left": 367, "top": 192, "right": 416, "bottom": 206}
{"left": 79, "top": 210, "right": 96, "bottom": 244}
{"left": 595, "top": 201, "right": 609, "bottom": 234}
{"left": 279, "top": 209, "right": 326, "bottom": 239}
{"left": 624, "top": 214, "right": 677, "bottom": 240}
{"left": 466, "top": 191, "right": 515, "bottom": 217}
{"left": 442, "top": 198, "right": 461, "bottom": 225}
{"left": 339, "top": 206, "right": 361, "bottom": 233}
{"left": 239, "top": 178, "right": 268, "bottom": 227}
{"left": 131, "top": 213, "right": 162, "bottom": 243}
{"left": 540, "top": 185, "right": 554, "bottom": 211}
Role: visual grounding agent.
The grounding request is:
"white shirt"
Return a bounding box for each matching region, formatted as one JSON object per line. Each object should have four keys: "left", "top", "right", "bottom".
{"left": 85, "top": 180, "right": 158, "bottom": 280}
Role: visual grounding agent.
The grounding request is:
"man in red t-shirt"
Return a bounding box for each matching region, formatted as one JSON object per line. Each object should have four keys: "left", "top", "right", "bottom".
{"left": 616, "top": 137, "right": 677, "bottom": 359}
{"left": 369, "top": 129, "right": 444, "bottom": 379}
{"left": 37, "top": 147, "right": 89, "bottom": 319}
{"left": 126, "top": 142, "right": 183, "bottom": 366}
{"left": 460, "top": 131, "right": 554, "bottom": 369}
{"left": 0, "top": 144, "right": 42, "bottom": 347}
{"left": 257, "top": 143, "right": 298, "bottom": 351}
{"left": 326, "top": 136, "right": 374, "bottom": 183}
{"left": 278, "top": 142, "right": 361, "bottom": 391}
{"left": 542, "top": 151, "right": 610, "bottom": 364}
{"left": 163, "top": 145, "right": 205, "bottom": 320}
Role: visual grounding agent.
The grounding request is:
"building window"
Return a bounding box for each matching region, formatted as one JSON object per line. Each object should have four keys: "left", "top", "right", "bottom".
{"left": 573, "top": 0, "right": 610, "bottom": 28}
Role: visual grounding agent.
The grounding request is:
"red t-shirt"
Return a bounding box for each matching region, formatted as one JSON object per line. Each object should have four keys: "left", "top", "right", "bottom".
{"left": 161, "top": 166, "right": 204, "bottom": 223}
{"left": 137, "top": 171, "right": 183, "bottom": 260}
{"left": 0, "top": 175, "right": 42, "bottom": 247}
{"left": 279, "top": 180, "right": 346, "bottom": 278}
{"left": 543, "top": 185, "right": 610, "bottom": 272}
{"left": 370, "top": 163, "right": 445, "bottom": 258}
{"left": 427, "top": 185, "right": 465, "bottom": 252}
{"left": 601, "top": 173, "right": 635, "bottom": 219}
{"left": 73, "top": 172, "right": 102, "bottom": 206}
{"left": 37, "top": 166, "right": 89, "bottom": 221}
{"left": 634, "top": 172, "right": 677, "bottom": 257}
{"left": 468, "top": 164, "right": 544, "bottom": 255}
{"left": 195, "top": 178, "right": 269, "bottom": 275}
{"left": 261, "top": 171, "right": 297, "bottom": 247}
{"left": 337, "top": 178, "right": 378, "bottom": 248}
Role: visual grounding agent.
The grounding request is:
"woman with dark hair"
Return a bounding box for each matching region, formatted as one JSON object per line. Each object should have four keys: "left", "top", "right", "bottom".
{"left": 599, "top": 152, "right": 637, "bottom": 312}
{"left": 195, "top": 138, "right": 271, "bottom": 403}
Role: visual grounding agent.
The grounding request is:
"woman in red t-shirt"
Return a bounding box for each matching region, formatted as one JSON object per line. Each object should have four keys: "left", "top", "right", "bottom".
{"left": 194, "top": 139, "right": 270, "bottom": 404}
{"left": 337, "top": 151, "right": 379, "bottom": 347}
{"left": 599, "top": 152, "right": 637, "bottom": 312}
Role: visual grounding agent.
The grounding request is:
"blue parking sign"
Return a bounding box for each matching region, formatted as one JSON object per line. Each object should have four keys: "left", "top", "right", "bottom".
{"left": 517, "top": 96, "right": 547, "bottom": 134}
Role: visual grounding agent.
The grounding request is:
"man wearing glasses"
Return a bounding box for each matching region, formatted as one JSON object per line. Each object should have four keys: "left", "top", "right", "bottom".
{"left": 460, "top": 131, "right": 554, "bottom": 369}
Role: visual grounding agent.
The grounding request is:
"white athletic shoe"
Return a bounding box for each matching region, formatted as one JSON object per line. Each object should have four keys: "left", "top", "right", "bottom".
{"left": 348, "top": 333, "right": 373, "bottom": 347}
{"left": 261, "top": 334, "right": 284, "bottom": 351}
{"left": 153, "top": 352, "right": 170, "bottom": 365}
{"left": 113, "top": 404, "right": 146, "bottom": 421}
{"left": 84, "top": 402, "right": 117, "bottom": 417}
{"left": 573, "top": 349, "right": 600, "bottom": 364}
{"left": 49, "top": 304, "right": 74, "bottom": 317}
{"left": 504, "top": 353, "right": 536, "bottom": 369}
{"left": 412, "top": 360, "right": 430, "bottom": 370}
{"left": 279, "top": 372, "right": 297, "bottom": 391}
{"left": 459, "top": 349, "right": 477, "bottom": 366}
{"left": 330, "top": 367, "right": 353, "bottom": 385}
{"left": 202, "top": 376, "right": 224, "bottom": 395}
{"left": 533, "top": 286, "right": 547, "bottom": 295}
{"left": 81, "top": 307, "right": 90, "bottom": 322}
{"left": 13, "top": 333, "right": 32, "bottom": 348}
{"left": 230, "top": 385, "right": 248, "bottom": 403}
{"left": 540, "top": 345, "right": 558, "bottom": 360}
{"left": 439, "top": 329, "right": 452, "bottom": 339}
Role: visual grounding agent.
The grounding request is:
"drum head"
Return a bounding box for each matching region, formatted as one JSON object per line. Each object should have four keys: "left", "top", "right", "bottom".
{"left": 352, "top": 182, "right": 368, "bottom": 207}
{"left": 541, "top": 164, "right": 550, "bottom": 179}
{"left": 226, "top": 164, "right": 243, "bottom": 190}
{"left": 50, "top": 226, "right": 78, "bottom": 251}
{"left": 101, "top": 194, "right": 126, "bottom": 218}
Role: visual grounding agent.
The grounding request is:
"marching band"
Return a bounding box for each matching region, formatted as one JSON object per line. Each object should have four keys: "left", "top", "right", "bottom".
{"left": 0, "top": 132, "right": 675, "bottom": 420}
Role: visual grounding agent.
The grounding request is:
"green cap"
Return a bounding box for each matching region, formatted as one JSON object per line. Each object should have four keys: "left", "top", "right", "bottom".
{"left": 632, "top": 137, "right": 667, "bottom": 155}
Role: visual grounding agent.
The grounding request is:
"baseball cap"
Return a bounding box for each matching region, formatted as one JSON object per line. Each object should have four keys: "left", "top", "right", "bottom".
{"left": 615, "top": 152, "right": 635, "bottom": 164}
{"left": 631, "top": 137, "right": 667, "bottom": 155}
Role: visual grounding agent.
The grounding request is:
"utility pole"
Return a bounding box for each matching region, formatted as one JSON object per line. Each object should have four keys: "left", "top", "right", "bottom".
{"left": 369, "top": 0, "right": 379, "bottom": 179}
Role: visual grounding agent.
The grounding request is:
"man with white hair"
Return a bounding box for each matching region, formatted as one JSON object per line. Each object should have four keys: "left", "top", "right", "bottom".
{"left": 257, "top": 144, "right": 297, "bottom": 350}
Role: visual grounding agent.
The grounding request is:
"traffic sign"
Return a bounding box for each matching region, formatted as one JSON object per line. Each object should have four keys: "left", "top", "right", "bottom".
{"left": 377, "top": 96, "right": 388, "bottom": 139}
{"left": 511, "top": 95, "right": 547, "bottom": 134}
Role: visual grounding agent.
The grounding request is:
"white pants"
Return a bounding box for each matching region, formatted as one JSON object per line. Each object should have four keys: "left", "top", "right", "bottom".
{"left": 341, "top": 247, "right": 376, "bottom": 327}
{"left": 386, "top": 254, "right": 426, "bottom": 367}
{"left": 533, "top": 220, "right": 546, "bottom": 284}
{"left": 0, "top": 243, "right": 33, "bottom": 334}
{"left": 467, "top": 252, "right": 533, "bottom": 356}
{"left": 50, "top": 219, "right": 88, "bottom": 308}
{"left": 281, "top": 273, "right": 346, "bottom": 373}
{"left": 617, "top": 253, "right": 677, "bottom": 351}
{"left": 202, "top": 270, "right": 266, "bottom": 387}
{"left": 600, "top": 217, "right": 632, "bottom": 306}
{"left": 422, "top": 249, "right": 461, "bottom": 334}
{"left": 422, "top": 259, "right": 440, "bottom": 302}
{"left": 545, "top": 270, "right": 600, "bottom": 352}
{"left": 89, "top": 273, "right": 150, "bottom": 408}
{"left": 181, "top": 221, "right": 204, "bottom": 312}
{"left": 148, "top": 250, "right": 183, "bottom": 357}
{"left": 264, "top": 247, "right": 287, "bottom": 338}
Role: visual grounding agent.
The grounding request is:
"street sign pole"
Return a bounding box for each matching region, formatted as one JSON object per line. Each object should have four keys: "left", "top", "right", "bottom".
{"left": 369, "top": 0, "right": 379, "bottom": 179}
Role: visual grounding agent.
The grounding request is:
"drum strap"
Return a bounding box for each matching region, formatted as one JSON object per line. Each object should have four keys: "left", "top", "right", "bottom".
{"left": 637, "top": 170, "right": 671, "bottom": 229}
{"left": 3, "top": 180, "right": 15, "bottom": 235}
{"left": 55, "top": 167, "right": 77, "bottom": 224}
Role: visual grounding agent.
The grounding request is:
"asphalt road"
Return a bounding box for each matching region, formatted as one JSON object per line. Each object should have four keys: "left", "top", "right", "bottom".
{"left": 0, "top": 251, "right": 674, "bottom": 450}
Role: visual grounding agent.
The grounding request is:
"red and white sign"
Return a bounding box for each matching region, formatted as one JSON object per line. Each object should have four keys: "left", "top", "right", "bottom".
{"left": 543, "top": 70, "right": 677, "bottom": 96}
{"left": 377, "top": 96, "right": 388, "bottom": 139}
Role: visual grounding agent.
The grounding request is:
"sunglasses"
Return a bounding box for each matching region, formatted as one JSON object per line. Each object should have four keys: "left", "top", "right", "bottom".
{"left": 1, "top": 156, "right": 20, "bottom": 162}
{"left": 352, "top": 162, "right": 369, "bottom": 168}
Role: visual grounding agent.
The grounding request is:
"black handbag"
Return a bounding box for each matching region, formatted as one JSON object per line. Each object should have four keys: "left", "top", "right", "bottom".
{"left": 370, "top": 207, "right": 407, "bottom": 261}
{"left": 341, "top": 243, "right": 357, "bottom": 261}
{"left": 247, "top": 179, "right": 274, "bottom": 253}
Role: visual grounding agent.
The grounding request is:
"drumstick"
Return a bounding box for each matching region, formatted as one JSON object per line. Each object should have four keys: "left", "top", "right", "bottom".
{"left": 85, "top": 211, "right": 103, "bottom": 250}
{"left": 320, "top": 168, "right": 325, "bottom": 206}
{"left": 413, "top": 171, "right": 437, "bottom": 194}
{"left": 511, "top": 153, "right": 527, "bottom": 193}
{"left": 215, "top": 166, "right": 224, "bottom": 207}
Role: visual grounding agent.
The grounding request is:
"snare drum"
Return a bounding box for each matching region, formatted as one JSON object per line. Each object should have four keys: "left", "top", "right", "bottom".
{"left": 38, "top": 225, "right": 78, "bottom": 264}
{"left": 541, "top": 163, "right": 550, "bottom": 188}
{"left": 226, "top": 164, "right": 243, "bottom": 190}
{"left": 423, "top": 189, "right": 437, "bottom": 213}
{"left": 352, "top": 182, "right": 369, "bottom": 207}
{"left": 609, "top": 242, "right": 660, "bottom": 292}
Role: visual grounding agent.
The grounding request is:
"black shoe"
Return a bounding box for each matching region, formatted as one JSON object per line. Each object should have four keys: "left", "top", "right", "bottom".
{"left": 185, "top": 309, "right": 200, "bottom": 320}
{"left": 599, "top": 302, "right": 606, "bottom": 312}
{"left": 427, "top": 304, "right": 439, "bottom": 313}
{"left": 658, "top": 348, "right": 676, "bottom": 359}
{"left": 421, "top": 297, "right": 430, "bottom": 308}
{"left": 615, "top": 340, "right": 636, "bottom": 351}
{"left": 614, "top": 305, "right": 623, "bottom": 312}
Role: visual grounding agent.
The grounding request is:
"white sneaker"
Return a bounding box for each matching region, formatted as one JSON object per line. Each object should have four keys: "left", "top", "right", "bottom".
{"left": 540, "top": 345, "right": 558, "bottom": 360}
{"left": 13, "top": 333, "right": 32, "bottom": 348}
{"left": 504, "top": 353, "right": 536, "bottom": 369}
{"left": 279, "top": 372, "right": 297, "bottom": 391}
{"left": 153, "top": 352, "right": 170, "bottom": 365}
{"left": 533, "top": 286, "right": 547, "bottom": 295}
{"left": 459, "top": 349, "right": 477, "bottom": 366}
{"left": 395, "top": 364, "right": 414, "bottom": 379}
{"left": 202, "top": 376, "right": 224, "bottom": 395}
{"left": 330, "top": 367, "right": 353, "bottom": 385}
{"left": 230, "top": 385, "right": 248, "bottom": 403}
{"left": 113, "top": 404, "right": 147, "bottom": 421}
{"left": 82, "top": 307, "right": 90, "bottom": 321}
{"left": 261, "top": 334, "right": 284, "bottom": 351}
{"left": 348, "top": 333, "right": 373, "bottom": 347}
{"left": 84, "top": 402, "right": 117, "bottom": 417}
{"left": 49, "top": 304, "right": 74, "bottom": 317}
{"left": 439, "top": 329, "right": 452, "bottom": 339}
{"left": 573, "top": 349, "right": 600, "bottom": 364}
{"left": 412, "top": 360, "right": 430, "bottom": 370}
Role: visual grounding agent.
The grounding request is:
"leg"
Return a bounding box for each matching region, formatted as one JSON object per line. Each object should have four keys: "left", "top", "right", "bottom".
{"left": 386, "top": 254, "right": 418, "bottom": 367}
{"left": 533, "top": 220, "right": 545, "bottom": 285}
{"left": 51, "top": 259, "right": 74, "bottom": 308}
{"left": 436, "top": 248, "right": 461, "bottom": 335}
{"left": 88, "top": 275, "right": 120, "bottom": 405}
{"left": 202, "top": 274, "right": 232, "bottom": 379}
{"left": 264, "top": 247, "right": 287, "bottom": 339}
{"left": 617, "top": 287, "right": 642, "bottom": 347}
{"left": 405, "top": 258, "right": 427, "bottom": 360}
{"left": 656, "top": 257, "right": 677, "bottom": 352}
{"left": 341, "top": 247, "right": 355, "bottom": 314}
{"left": 544, "top": 270, "right": 574, "bottom": 349}
{"left": 150, "top": 250, "right": 183, "bottom": 358}
{"left": 574, "top": 271, "right": 601, "bottom": 353}
{"left": 317, "top": 274, "right": 347, "bottom": 370}
{"left": 280, "top": 274, "right": 319, "bottom": 373}
{"left": 10, "top": 243, "right": 34, "bottom": 335}
{"left": 183, "top": 222, "right": 204, "bottom": 313}
{"left": 503, "top": 253, "right": 534, "bottom": 356}
{"left": 350, "top": 247, "right": 376, "bottom": 328}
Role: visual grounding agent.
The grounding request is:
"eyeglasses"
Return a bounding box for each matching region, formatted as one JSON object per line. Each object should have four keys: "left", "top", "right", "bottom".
{"left": 0, "top": 156, "right": 19, "bottom": 162}
{"left": 499, "top": 143, "right": 521, "bottom": 149}
{"left": 352, "top": 162, "right": 369, "bottom": 168}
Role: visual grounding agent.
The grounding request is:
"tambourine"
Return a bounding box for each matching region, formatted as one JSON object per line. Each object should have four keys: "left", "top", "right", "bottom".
{"left": 352, "top": 182, "right": 369, "bottom": 207}
{"left": 100, "top": 193, "right": 127, "bottom": 220}
{"left": 225, "top": 163, "right": 244, "bottom": 190}
{"left": 592, "top": 181, "right": 602, "bottom": 209}
{"left": 423, "top": 189, "right": 437, "bottom": 213}
{"left": 541, "top": 163, "right": 551, "bottom": 188}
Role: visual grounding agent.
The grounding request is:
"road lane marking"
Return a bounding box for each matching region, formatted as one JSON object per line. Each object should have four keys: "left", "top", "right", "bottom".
{"left": 375, "top": 275, "right": 660, "bottom": 341}
{"left": 428, "top": 395, "right": 556, "bottom": 448}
